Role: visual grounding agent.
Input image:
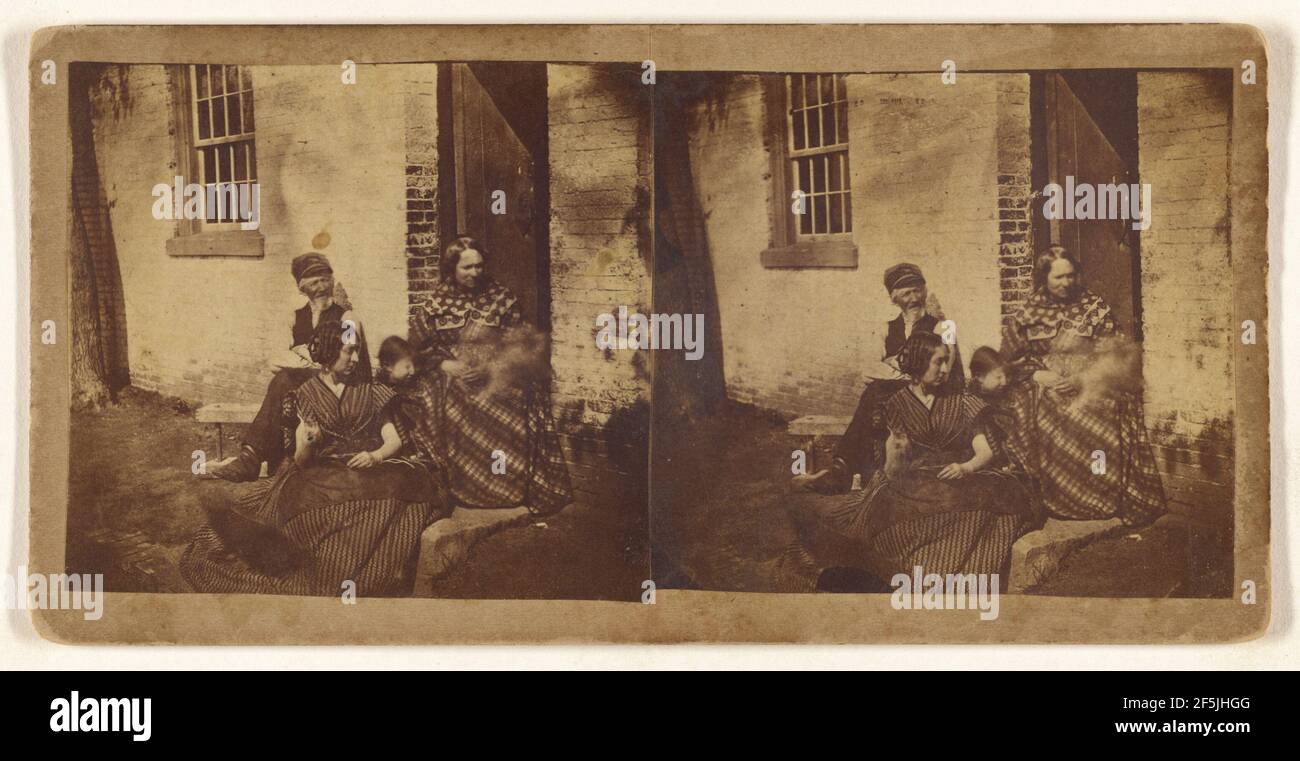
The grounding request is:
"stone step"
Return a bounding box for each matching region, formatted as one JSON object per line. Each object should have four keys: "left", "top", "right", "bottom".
{"left": 1010, "top": 518, "right": 1129, "bottom": 593}
{"left": 411, "top": 506, "right": 538, "bottom": 595}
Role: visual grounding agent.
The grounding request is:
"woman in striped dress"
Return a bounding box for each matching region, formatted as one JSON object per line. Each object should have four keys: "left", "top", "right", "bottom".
{"left": 999, "top": 246, "right": 1166, "bottom": 527}
{"left": 181, "top": 321, "right": 446, "bottom": 596}
{"left": 828, "top": 332, "right": 1037, "bottom": 580}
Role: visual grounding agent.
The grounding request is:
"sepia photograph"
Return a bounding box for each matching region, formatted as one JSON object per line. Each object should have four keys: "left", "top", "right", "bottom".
{"left": 651, "top": 67, "right": 1241, "bottom": 603}
{"left": 62, "top": 59, "right": 650, "bottom": 602}
{"left": 19, "top": 22, "right": 1270, "bottom": 647}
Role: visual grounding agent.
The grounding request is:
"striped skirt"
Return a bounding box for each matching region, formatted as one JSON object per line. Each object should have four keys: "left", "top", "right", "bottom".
{"left": 180, "top": 459, "right": 443, "bottom": 597}
{"left": 396, "top": 373, "right": 573, "bottom": 515}
{"left": 1002, "top": 383, "right": 1166, "bottom": 526}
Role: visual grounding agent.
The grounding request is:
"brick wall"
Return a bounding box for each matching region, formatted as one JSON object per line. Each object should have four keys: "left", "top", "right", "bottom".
{"left": 1136, "top": 71, "right": 1234, "bottom": 513}
{"left": 546, "top": 64, "right": 652, "bottom": 502}
{"left": 401, "top": 70, "right": 442, "bottom": 318}
{"left": 685, "top": 73, "right": 1022, "bottom": 417}
{"left": 996, "top": 77, "right": 1035, "bottom": 318}
{"left": 88, "top": 64, "right": 437, "bottom": 404}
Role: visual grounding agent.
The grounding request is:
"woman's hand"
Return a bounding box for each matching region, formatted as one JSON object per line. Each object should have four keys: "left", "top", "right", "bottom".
{"left": 1033, "top": 370, "right": 1076, "bottom": 394}
{"left": 937, "top": 462, "right": 971, "bottom": 480}
{"left": 440, "top": 359, "right": 486, "bottom": 386}
{"left": 347, "top": 450, "right": 381, "bottom": 469}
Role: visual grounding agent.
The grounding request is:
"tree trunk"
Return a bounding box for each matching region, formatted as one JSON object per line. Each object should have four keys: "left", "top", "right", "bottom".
{"left": 69, "top": 63, "right": 128, "bottom": 410}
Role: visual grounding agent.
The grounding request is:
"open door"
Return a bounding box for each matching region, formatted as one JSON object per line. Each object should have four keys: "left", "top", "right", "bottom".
{"left": 448, "top": 63, "right": 550, "bottom": 328}
{"left": 1033, "top": 72, "right": 1143, "bottom": 338}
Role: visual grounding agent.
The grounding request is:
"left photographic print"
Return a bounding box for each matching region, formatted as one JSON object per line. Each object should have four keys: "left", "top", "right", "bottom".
{"left": 62, "top": 59, "right": 651, "bottom": 603}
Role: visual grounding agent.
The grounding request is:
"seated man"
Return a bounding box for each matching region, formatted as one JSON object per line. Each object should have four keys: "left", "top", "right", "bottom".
{"left": 793, "top": 262, "right": 964, "bottom": 494}
{"left": 210, "top": 252, "right": 371, "bottom": 482}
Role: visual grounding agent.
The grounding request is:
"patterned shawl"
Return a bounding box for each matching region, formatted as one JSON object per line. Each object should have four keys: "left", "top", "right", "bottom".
{"left": 1011, "top": 289, "right": 1114, "bottom": 343}
{"left": 423, "top": 277, "right": 519, "bottom": 332}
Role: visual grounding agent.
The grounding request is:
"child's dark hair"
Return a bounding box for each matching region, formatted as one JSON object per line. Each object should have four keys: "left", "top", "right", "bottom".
{"left": 376, "top": 336, "right": 414, "bottom": 383}
{"left": 968, "top": 346, "right": 1006, "bottom": 378}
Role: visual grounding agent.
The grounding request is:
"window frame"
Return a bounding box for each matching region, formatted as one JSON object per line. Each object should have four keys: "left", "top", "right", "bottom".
{"left": 164, "top": 64, "right": 264, "bottom": 258}
{"left": 760, "top": 73, "right": 858, "bottom": 269}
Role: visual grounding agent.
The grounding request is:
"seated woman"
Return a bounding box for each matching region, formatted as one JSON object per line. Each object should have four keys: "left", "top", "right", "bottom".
{"left": 999, "top": 245, "right": 1166, "bottom": 526}
{"left": 825, "top": 332, "right": 1036, "bottom": 582}
{"left": 181, "top": 321, "right": 446, "bottom": 597}
{"left": 399, "top": 237, "right": 573, "bottom": 516}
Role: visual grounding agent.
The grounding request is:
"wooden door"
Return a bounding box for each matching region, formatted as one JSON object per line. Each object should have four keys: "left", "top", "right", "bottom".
{"left": 1042, "top": 73, "right": 1142, "bottom": 337}
{"left": 450, "top": 63, "right": 546, "bottom": 325}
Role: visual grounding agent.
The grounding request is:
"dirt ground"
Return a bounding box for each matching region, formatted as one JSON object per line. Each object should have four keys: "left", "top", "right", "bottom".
{"left": 67, "top": 390, "right": 1227, "bottom": 600}
{"left": 651, "top": 401, "right": 1233, "bottom": 598}
{"left": 67, "top": 388, "right": 647, "bottom": 600}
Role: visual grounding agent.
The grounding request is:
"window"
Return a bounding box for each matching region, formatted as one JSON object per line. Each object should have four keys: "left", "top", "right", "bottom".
{"left": 165, "top": 63, "right": 264, "bottom": 257}
{"left": 190, "top": 64, "right": 258, "bottom": 224}
{"left": 761, "top": 73, "right": 857, "bottom": 268}
{"left": 788, "top": 74, "right": 852, "bottom": 237}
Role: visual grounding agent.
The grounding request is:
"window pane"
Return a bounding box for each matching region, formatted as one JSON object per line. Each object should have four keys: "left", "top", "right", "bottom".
{"left": 830, "top": 191, "right": 843, "bottom": 232}
{"left": 227, "top": 94, "right": 242, "bottom": 134}
{"left": 218, "top": 143, "right": 233, "bottom": 186}
{"left": 821, "top": 74, "right": 834, "bottom": 107}
{"left": 828, "top": 150, "right": 842, "bottom": 191}
{"left": 792, "top": 109, "right": 805, "bottom": 150}
{"left": 211, "top": 96, "right": 227, "bottom": 138}
{"left": 822, "top": 103, "right": 836, "bottom": 145}
{"left": 195, "top": 65, "right": 208, "bottom": 100}
{"left": 205, "top": 185, "right": 217, "bottom": 222}
{"left": 814, "top": 195, "right": 827, "bottom": 234}
{"left": 210, "top": 65, "right": 224, "bottom": 96}
{"left": 837, "top": 101, "right": 848, "bottom": 144}
{"left": 812, "top": 154, "right": 826, "bottom": 193}
{"left": 242, "top": 91, "right": 255, "bottom": 133}
{"left": 201, "top": 146, "right": 216, "bottom": 186}
{"left": 789, "top": 75, "right": 804, "bottom": 110}
{"left": 241, "top": 66, "right": 253, "bottom": 92}
{"left": 226, "top": 66, "right": 240, "bottom": 94}
{"left": 233, "top": 142, "right": 248, "bottom": 182}
{"left": 247, "top": 142, "right": 257, "bottom": 181}
{"left": 836, "top": 73, "right": 847, "bottom": 101}
{"left": 197, "top": 100, "right": 211, "bottom": 140}
{"left": 796, "top": 158, "right": 811, "bottom": 235}
{"left": 843, "top": 191, "right": 852, "bottom": 232}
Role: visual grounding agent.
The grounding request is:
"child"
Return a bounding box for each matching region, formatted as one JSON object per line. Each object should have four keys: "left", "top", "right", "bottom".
{"left": 968, "top": 345, "right": 1009, "bottom": 399}
{"left": 965, "top": 346, "right": 1017, "bottom": 472}
{"left": 376, "top": 336, "right": 417, "bottom": 388}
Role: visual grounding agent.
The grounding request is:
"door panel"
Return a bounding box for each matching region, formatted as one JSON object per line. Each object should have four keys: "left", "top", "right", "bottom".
{"left": 451, "top": 63, "right": 542, "bottom": 325}
{"left": 1044, "top": 73, "right": 1140, "bottom": 336}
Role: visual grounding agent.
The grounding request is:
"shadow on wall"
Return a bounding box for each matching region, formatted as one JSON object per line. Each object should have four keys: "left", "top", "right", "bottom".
{"left": 1146, "top": 412, "right": 1234, "bottom": 521}
{"left": 555, "top": 396, "right": 649, "bottom": 509}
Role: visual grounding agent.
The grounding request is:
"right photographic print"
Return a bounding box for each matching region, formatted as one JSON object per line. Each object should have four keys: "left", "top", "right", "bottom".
{"left": 650, "top": 66, "right": 1241, "bottom": 602}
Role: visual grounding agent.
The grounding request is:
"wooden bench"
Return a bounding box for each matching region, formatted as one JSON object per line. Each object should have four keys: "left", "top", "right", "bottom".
{"left": 195, "top": 403, "right": 260, "bottom": 460}
{"left": 786, "top": 415, "right": 852, "bottom": 472}
{"left": 787, "top": 415, "right": 852, "bottom": 437}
